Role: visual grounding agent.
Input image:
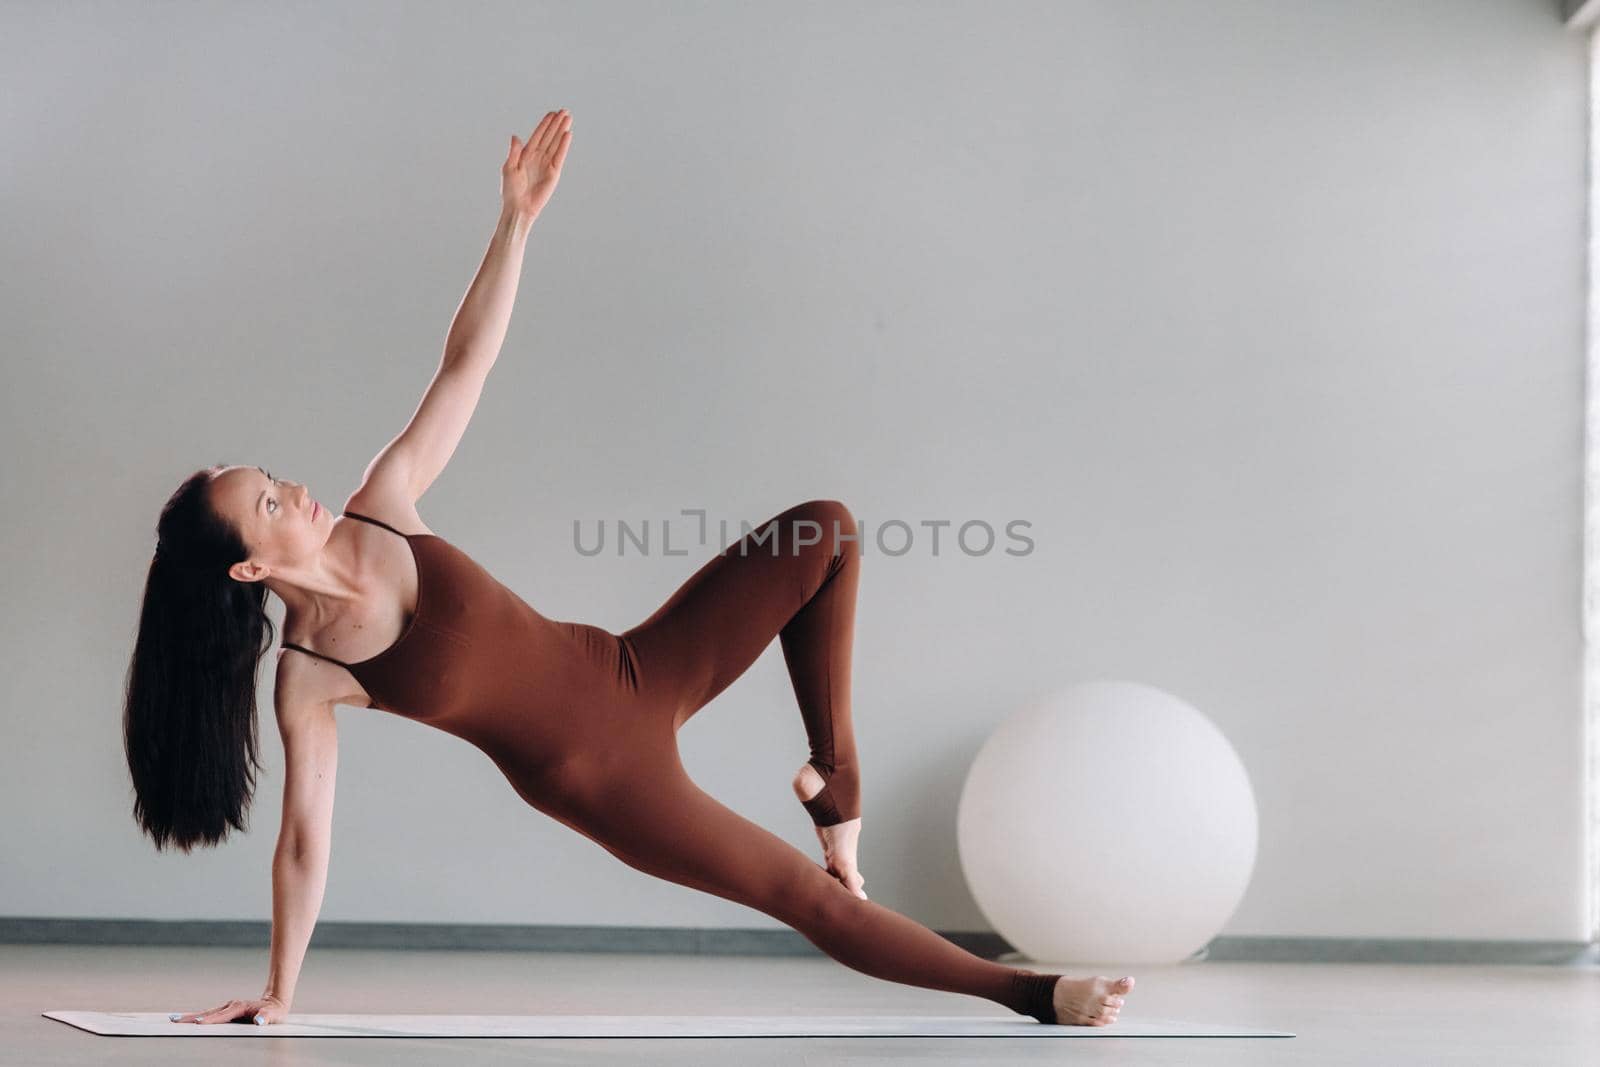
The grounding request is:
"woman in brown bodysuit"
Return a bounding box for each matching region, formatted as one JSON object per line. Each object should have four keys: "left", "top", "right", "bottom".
{"left": 125, "top": 110, "right": 1134, "bottom": 1028}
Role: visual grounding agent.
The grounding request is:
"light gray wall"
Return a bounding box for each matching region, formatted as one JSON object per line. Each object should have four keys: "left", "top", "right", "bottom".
{"left": 1, "top": 0, "right": 1588, "bottom": 941}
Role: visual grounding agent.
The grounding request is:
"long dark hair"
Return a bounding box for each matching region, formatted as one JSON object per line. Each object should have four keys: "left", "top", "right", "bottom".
{"left": 123, "top": 464, "right": 277, "bottom": 852}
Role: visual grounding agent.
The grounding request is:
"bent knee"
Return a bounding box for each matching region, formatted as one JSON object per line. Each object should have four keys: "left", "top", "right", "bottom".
{"left": 792, "top": 499, "right": 859, "bottom": 556}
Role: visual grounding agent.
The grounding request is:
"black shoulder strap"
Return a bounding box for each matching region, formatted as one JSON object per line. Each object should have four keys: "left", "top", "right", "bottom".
{"left": 342, "top": 511, "right": 409, "bottom": 538}
{"left": 281, "top": 642, "right": 352, "bottom": 669}
{"left": 284, "top": 511, "right": 408, "bottom": 668}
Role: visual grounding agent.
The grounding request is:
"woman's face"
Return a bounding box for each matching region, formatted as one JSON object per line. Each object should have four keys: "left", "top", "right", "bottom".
{"left": 210, "top": 464, "right": 329, "bottom": 582}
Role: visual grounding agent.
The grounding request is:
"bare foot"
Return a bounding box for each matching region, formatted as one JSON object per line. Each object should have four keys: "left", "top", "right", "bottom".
{"left": 1051, "top": 975, "right": 1134, "bottom": 1026}
{"left": 792, "top": 763, "right": 868, "bottom": 899}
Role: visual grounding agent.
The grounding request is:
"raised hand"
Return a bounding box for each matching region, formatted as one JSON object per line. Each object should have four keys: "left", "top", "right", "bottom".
{"left": 502, "top": 108, "right": 573, "bottom": 222}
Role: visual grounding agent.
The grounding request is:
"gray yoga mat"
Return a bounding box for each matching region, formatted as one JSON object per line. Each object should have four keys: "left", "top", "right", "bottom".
{"left": 44, "top": 1010, "right": 1294, "bottom": 1038}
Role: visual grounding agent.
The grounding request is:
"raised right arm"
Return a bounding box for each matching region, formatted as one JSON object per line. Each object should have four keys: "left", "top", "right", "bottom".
{"left": 261, "top": 655, "right": 341, "bottom": 1010}
{"left": 348, "top": 112, "right": 571, "bottom": 510}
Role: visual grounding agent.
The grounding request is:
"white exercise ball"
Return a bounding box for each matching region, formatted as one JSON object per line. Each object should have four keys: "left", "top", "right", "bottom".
{"left": 956, "top": 680, "right": 1257, "bottom": 965}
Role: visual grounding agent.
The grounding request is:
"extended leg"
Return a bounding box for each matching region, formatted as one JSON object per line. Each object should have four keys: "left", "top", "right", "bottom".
{"left": 571, "top": 752, "right": 1067, "bottom": 1024}
{"left": 620, "top": 498, "right": 863, "bottom": 824}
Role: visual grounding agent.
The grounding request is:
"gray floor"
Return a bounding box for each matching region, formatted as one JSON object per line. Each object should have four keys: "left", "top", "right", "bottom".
{"left": 7, "top": 944, "right": 1599, "bottom": 1065}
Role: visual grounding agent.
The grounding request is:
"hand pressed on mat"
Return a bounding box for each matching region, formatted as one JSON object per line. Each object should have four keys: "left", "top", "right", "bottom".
{"left": 171, "top": 993, "right": 287, "bottom": 1026}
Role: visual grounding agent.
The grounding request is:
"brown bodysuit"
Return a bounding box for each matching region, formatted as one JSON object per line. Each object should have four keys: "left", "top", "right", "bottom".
{"left": 282, "top": 498, "right": 1062, "bottom": 1023}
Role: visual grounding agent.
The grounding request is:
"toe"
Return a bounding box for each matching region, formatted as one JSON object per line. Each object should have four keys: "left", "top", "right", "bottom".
{"left": 836, "top": 867, "right": 868, "bottom": 899}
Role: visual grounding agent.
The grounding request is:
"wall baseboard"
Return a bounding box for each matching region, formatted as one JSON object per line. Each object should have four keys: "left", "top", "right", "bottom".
{"left": 1194, "top": 936, "right": 1598, "bottom": 966}
{"left": 0, "top": 917, "right": 1011, "bottom": 958}
{"left": 1, "top": 918, "right": 1594, "bottom": 966}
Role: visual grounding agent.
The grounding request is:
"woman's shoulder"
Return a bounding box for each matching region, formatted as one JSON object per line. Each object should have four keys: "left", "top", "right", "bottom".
{"left": 275, "top": 638, "right": 375, "bottom": 710}
{"left": 340, "top": 487, "right": 435, "bottom": 538}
